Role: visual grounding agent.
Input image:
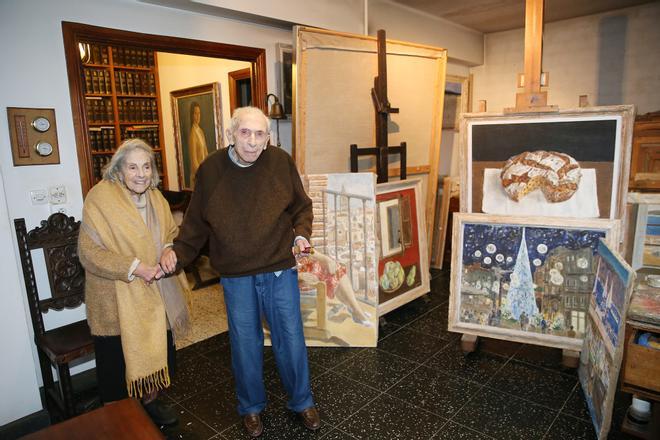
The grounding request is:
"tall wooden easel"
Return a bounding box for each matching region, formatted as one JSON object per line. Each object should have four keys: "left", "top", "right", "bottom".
{"left": 504, "top": 0, "right": 558, "bottom": 114}
{"left": 350, "top": 30, "right": 407, "bottom": 183}
{"left": 463, "top": 0, "right": 578, "bottom": 368}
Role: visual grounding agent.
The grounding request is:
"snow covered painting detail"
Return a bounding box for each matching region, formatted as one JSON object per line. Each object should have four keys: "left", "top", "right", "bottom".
{"left": 449, "top": 213, "right": 619, "bottom": 350}
{"left": 579, "top": 239, "right": 634, "bottom": 440}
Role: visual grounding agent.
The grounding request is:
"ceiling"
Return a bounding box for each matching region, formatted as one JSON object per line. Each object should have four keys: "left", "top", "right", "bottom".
{"left": 391, "top": 0, "right": 658, "bottom": 33}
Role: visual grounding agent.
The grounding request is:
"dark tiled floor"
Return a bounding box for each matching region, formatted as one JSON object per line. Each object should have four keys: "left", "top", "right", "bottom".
{"left": 160, "top": 269, "right": 638, "bottom": 439}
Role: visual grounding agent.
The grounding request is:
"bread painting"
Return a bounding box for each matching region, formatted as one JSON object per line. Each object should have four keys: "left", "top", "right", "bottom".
{"left": 500, "top": 150, "right": 582, "bottom": 203}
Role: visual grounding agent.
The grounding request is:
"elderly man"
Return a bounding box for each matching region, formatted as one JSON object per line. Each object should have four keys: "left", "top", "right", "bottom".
{"left": 160, "top": 106, "right": 319, "bottom": 437}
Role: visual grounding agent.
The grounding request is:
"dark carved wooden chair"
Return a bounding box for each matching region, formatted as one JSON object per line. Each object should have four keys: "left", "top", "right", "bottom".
{"left": 14, "top": 213, "right": 95, "bottom": 421}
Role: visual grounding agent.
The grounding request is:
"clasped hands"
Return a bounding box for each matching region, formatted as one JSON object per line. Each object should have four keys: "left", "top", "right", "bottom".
{"left": 134, "top": 247, "right": 178, "bottom": 284}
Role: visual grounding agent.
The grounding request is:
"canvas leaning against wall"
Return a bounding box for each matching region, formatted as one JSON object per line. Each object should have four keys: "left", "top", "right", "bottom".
{"left": 579, "top": 239, "right": 635, "bottom": 440}
{"left": 377, "top": 179, "right": 430, "bottom": 316}
{"left": 449, "top": 213, "right": 620, "bottom": 350}
{"left": 266, "top": 173, "right": 379, "bottom": 347}
{"left": 459, "top": 105, "right": 634, "bottom": 220}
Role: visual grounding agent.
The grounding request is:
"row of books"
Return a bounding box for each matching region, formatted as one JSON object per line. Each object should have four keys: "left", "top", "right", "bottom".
{"left": 154, "top": 152, "right": 164, "bottom": 175}
{"left": 121, "top": 127, "right": 160, "bottom": 148}
{"left": 115, "top": 71, "right": 157, "bottom": 96}
{"left": 92, "top": 155, "right": 111, "bottom": 181}
{"left": 83, "top": 43, "right": 109, "bottom": 66}
{"left": 88, "top": 127, "right": 115, "bottom": 152}
{"left": 84, "top": 68, "right": 112, "bottom": 95}
{"left": 112, "top": 47, "right": 155, "bottom": 68}
{"left": 86, "top": 98, "right": 113, "bottom": 124}
{"left": 117, "top": 98, "right": 159, "bottom": 123}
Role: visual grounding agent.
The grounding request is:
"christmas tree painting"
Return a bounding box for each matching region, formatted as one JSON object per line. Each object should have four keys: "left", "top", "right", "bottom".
{"left": 506, "top": 227, "right": 539, "bottom": 321}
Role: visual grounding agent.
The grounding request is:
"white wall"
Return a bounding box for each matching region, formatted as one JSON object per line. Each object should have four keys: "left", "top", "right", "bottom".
{"left": 157, "top": 53, "right": 251, "bottom": 190}
{"left": 0, "top": 170, "right": 42, "bottom": 426}
{"left": 368, "top": 0, "right": 484, "bottom": 66}
{"left": 470, "top": 2, "right": 660, "bottom": 113}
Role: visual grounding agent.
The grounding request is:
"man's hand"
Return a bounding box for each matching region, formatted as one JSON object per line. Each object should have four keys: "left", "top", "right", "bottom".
{"left": 160, "top": 247, "right": 178, "bottom": 274}
{"left": 293, "top": 237, "right": 312, "bottom": 256}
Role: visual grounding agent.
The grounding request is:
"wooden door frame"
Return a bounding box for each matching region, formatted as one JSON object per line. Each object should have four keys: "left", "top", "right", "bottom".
{"left": 62, "top": 21, "right": 267, "bottom": 196}
{"left": 228, "top": 67, "right": 253, "bottom": 114}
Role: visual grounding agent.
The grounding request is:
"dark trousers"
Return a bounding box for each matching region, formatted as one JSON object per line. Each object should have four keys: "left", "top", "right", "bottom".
{"left": 93, "top": 330, "right": 176, "bottom": 403}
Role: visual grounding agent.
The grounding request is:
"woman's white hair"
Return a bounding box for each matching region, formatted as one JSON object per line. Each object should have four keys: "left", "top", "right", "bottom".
{"left": 102, "top": 138, "right": 160, "bottom": 188}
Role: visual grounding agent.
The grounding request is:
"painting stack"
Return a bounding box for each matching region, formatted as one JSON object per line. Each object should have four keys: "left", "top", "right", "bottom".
{"left": 449, "top": 105, "right": 636, "bottom": 438}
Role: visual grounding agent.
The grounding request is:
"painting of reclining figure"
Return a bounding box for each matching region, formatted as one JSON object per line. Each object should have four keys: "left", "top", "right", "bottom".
{"left": 449, "top": 213, "right": 618, "bottom": 350}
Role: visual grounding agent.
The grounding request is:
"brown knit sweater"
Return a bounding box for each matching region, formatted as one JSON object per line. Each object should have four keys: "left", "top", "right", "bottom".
{"left": 173, "top": 146, "right": 313, "bottom": 277}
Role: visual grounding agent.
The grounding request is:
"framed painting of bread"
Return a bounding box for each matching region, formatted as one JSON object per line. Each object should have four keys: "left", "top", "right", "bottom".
{"left": 459, "top": 106, "right": 635, "bottom": 220}
{"left": 448, "top": 213, "right": 620, "bottom": 350}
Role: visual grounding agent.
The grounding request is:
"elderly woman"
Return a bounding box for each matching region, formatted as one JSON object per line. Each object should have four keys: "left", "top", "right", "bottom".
{"left": 78, "top": 138, "right": 190, "bottom": 426}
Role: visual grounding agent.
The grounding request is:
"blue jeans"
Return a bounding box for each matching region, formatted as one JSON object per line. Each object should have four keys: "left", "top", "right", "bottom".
{"left": 220, "top": 268, "right": 314, "bottom": 415}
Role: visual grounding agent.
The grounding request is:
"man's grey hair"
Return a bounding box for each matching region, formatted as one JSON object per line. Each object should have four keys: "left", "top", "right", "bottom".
{"left": 229, "top": 106, "right": 270, "bottom": 136}
{"left": 102, "top": 138, "right": 160, "bottom": 188}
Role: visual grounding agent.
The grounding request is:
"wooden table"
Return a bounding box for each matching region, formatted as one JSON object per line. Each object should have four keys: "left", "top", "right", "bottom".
{"left": 21, "top": 398, "right": 164, "bottom": 440}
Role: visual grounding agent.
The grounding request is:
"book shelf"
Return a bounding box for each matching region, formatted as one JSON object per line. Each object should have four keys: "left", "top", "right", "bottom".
{"left": 80, "top": 42, "right": 168, "bottom": 188}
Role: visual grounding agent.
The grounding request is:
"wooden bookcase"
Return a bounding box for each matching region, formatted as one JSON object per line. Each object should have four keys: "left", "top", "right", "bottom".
{"left": 79, "top": 41, "right": 168, "bottom": 188}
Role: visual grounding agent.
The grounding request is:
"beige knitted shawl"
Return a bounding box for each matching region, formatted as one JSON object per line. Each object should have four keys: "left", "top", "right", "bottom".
{"left": 82, "top": 180, "right": 190, "bottom": 398}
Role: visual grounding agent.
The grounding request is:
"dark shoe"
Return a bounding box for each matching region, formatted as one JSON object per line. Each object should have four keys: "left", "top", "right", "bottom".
{"left": 143, "top": 399, "right": 178, "bottom": 426}
{"left": 243, "top": 413, "right": 263, "bottom": 437}
{"left": 299, "top": 406, "right": 321, "bottom": 431}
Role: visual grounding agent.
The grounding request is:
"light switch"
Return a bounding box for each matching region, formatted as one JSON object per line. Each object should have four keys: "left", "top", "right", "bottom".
{"left": 29, "top": 189, "right": 48, "bottom": 205}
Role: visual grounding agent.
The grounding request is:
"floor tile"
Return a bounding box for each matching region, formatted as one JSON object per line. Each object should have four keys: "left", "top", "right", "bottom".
{"left": 320, "top": 429, "right": 358, "bottom": 439}
{"left": 381, "top": 297, "right": 437, "bottom": 326}
{"left": 306, "top": 346, "right": 363, "bottom": 369}
{"left": 453, "top": 387, "right": 557, "bottom": 440}
{"left": 166, "top": 355, "right": 233, "bottom": 402}
{"left": 159, "top": 402, "right": 218, "bottom": 440}
{"left": 220, "top": 397, "right": 332, "bottom": 439}
{"left": 386, "top": 365, "right": 482, "bottom": 418}
{"left": 377, "top": 320, "right": 402, "bottom": 341}
{"left": 561, "top": 384, "right": 591, "bottom": 421}
{"left": 485, "top": 359, "right": 577, "bottom": 409}
{"left": 543, "top": 413, "right": 597, "bottom": 439}
{"left": 177, "top": 379, "right": 242, "bottom": 433}
{"left": 424, "top": 339, "right": 509, "bottom": 384}
{"left": 406, "top": 306, "right": 457, "bottom": 341}
{"left": 310, "top": 371, "right": 381, "bottom": 426}
{"left": 332, "top": 348, "right": 419, "bottom": 391}
{"left": 430, "top": 421, "right": 494, "bottom": 440}
{"left": 513, "top": 344, "right": 576, "bottom": 374}
{"left": 377, "top": 327, "right": 450, "bottom": 363}
{"left": 337, "top": 393, "right": 446, "bottom": 440}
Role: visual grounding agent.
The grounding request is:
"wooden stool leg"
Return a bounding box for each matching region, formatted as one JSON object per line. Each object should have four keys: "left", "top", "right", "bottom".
{"left": 56, "top": 363, "right": 76, "bottom": 418}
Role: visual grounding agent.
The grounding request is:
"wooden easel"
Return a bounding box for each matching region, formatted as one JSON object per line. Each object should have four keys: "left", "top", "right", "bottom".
{"left": 349, "top": 29, "right": 407, "bottom": 183}
{"left": 462, "top": 0, "right": 576, "bottom": 367}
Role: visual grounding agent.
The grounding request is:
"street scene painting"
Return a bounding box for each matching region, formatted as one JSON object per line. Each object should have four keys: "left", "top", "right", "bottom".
{"left": 265, "top": 173, "right": 379, "bottom": 347}
{"left": 579, "top": 239, "right": 634, "bottom": 439}
{"left": 449, "top": 213, "right": 619, "bottom": 350}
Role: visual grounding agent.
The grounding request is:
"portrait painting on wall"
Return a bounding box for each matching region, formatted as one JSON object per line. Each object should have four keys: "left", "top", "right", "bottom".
{"left": 266, "top": 173, "right": 379, "bottom": 347}
{"left": 579, "top": 239, "right": 634, "bottom": 439}
{"left": 449, "top": 213, "right": 619, "bottom": 350}
{"left": 171, "top": 82, "right": 223, "bottom": 190}
{"left": 459, "top": 106, "right": 634, "bottom": 220}
{"left": 376, "top": 179, "right": 430, "bottom": 316}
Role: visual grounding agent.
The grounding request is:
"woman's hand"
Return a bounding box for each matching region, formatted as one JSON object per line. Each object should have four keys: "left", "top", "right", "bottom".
{"left": 160, "top": 247, "right": 178, "bottom": 274}
{"left": 134, "top": 262, "right": 161, "bottom": 284}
